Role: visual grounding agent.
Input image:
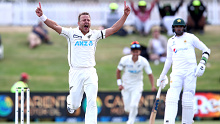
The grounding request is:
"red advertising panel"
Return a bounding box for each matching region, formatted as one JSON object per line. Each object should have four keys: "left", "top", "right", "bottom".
{"left": 194, "top": 92, "right": 220, "bottom": 118}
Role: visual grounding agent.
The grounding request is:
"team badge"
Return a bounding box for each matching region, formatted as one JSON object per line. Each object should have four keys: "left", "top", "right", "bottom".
{"left": 177, "top": 19, "right": 181, "bottom": 23}
{"left": 88, "top": 35, "right": 92, "bottom": 39}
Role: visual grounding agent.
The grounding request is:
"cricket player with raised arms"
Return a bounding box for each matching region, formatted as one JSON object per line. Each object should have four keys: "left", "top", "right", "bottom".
{"left": 35, "top": 1, "right": 130, "bottom": 124}
{"left": 157, "top": 18, "right": 210, "bottom": 124}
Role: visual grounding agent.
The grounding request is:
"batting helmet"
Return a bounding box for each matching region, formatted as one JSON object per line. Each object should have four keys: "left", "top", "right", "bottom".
{"left": 172, "top": 18, "right": 186, "bottom": 32}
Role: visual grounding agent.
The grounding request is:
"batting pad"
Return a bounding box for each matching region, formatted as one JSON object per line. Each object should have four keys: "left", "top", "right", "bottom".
{"left": 182, "top": 92, "right": 194, "bottom": 124}
{"left": 164, "top": 89, "right": 180, "bottom": 124}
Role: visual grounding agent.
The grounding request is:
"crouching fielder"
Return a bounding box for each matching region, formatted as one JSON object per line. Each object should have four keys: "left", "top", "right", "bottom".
{"left": 157, "top": 18, "right": 210, "bottom": 124}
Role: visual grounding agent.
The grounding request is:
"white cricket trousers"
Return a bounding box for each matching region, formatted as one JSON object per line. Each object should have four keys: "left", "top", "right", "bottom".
{"left": 68, "top": 67, "right": 98, "bottom": 124}
{"left": 121, "top": 86, "right": 142, "bottom": 124}
{"left": 164, "top": 68, "right": 197, "bottom": 124}
{"left": 134, "top": 18, "right": 153, "bottom": 34}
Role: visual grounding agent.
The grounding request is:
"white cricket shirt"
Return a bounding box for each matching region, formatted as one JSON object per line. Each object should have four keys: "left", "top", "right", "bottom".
{"left": 60, "top": 27, "right": 106, "bottom": 68}
{"left": 160, "top": 32, "right": 210, "bottom": 77}
{"left": 117, "top": 55, "right": 152, "bottom": 87}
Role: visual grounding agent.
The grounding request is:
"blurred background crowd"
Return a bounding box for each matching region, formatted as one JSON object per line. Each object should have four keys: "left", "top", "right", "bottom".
{"left": 0, "top": 0, "right": 219, "bottom": 27}
{"left": 0, "top": 0, "right": 219, "bottom": 66}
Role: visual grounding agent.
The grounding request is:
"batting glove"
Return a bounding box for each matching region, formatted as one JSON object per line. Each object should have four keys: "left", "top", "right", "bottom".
{"left": 157, "top": 75, "right": 168, "bottom": 89}
{"left": 195, "top": 63, "right": 206, "bottom": 77}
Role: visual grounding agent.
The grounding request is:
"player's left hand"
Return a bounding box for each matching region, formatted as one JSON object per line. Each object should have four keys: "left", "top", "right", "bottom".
{"left": 195, "top": 63, "right": 206, "bottom": 77}
{"left": 124, "top": 1, "right": 131, "bottom": 16}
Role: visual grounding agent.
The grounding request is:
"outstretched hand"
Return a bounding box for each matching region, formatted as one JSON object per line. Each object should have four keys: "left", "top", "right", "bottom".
{"left": 124, "top": 1, "right": 131, "bottom": 16}
{"left": 35, "top": 2, "right": 43, "bottom": 17}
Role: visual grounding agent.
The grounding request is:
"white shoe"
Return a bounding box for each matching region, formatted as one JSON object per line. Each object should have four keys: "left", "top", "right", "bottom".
{"left": 67, "top": 104, "right": 75, "bottom": 114}
{"left": 126, "top": 120, "right": 132, "bottom": 124}
{"left": 67, "top": 95, "right": 75, "bottom": 114}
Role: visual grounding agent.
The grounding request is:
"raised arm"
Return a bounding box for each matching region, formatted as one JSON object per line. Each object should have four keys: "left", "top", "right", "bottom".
{"left": 148, "top": 0, "right": 157, "bottom": 12}
{"left": 35, "top": 2, "right": 62, "bottom": 34}
{"left": 129, "top": 0, "right": 138, "bottom": 15}
{"left": 173, "top": 0, "right": 184, "bottom": 14}
{"left": 105, "top": 1, "right": 130, "bottom": 38}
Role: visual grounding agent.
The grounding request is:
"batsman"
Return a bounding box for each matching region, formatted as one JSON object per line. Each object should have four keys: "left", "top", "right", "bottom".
{"left": 157, "top": 18, "right": 210, "bottom": 124}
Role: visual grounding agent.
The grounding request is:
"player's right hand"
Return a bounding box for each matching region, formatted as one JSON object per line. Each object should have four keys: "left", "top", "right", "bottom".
{"left": 157, "top": 75, "right": 168, "bottom": 89}
{"left": 35, "top": 2, "right": 43, "bottom": 17}
{"left": 118, "top": 85, "right": 124, "bottom": 91}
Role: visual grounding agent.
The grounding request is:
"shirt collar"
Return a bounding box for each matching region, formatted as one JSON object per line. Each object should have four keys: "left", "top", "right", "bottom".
{"left": 129, "top": 55, "right": 141, "bottom": 63}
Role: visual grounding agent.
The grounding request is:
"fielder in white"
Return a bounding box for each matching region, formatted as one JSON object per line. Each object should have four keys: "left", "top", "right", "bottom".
{"left": 116, "top": 41, "right": 157, "bottom": 124}
{"left": 35, "top": 1, "right": 130, "bottom": 124}
{"left": 157, "top": 18, "right": 210, "bottom": 124}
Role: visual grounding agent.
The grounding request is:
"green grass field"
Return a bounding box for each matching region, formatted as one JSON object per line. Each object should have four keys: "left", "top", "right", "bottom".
{"left": 0, "top": 26, "right": 219, "bottom": 92}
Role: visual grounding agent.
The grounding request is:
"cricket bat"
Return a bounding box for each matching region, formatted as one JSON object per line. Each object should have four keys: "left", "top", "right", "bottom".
{"left": 149, "top": 86, "right": 162, "bottom": 124}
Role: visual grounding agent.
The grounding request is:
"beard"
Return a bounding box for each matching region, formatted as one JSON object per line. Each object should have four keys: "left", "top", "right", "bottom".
{"left": 175, "top": 30, "right": 184, "bottom": 36}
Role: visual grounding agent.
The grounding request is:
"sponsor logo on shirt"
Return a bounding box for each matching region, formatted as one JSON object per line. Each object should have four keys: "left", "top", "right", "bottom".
{"left": 88, "top": 35, "right": 92, "bottom": 39}
{"left": 173, "top": 47, "right": 188, "bottom": 53}
{"left": 128, "top": 70, "right": 141, "bottom": 74}
{"left": 75, "top": 41, "right": 93, "bottom": 46}
{"left": 73, "top": 34, "right": 82, "bottom": 38}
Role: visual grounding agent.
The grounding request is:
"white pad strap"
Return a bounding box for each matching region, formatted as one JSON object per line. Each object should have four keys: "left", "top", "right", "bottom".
{"left": 182, "top": 92, "right": 194, "bottom": 107}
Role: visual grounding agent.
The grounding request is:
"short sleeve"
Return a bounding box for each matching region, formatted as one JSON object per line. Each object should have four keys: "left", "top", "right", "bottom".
{"left": 97, "top": 29, "right": 106, "bottom": 40}
{"left": 117, "top": 57, "right": 125, "bottom": 71}
{"left": 143, "top": 58, "right": 152, "bottom": 74}
{"left": 60, "top": 27, "right": 71, "bottom": 39}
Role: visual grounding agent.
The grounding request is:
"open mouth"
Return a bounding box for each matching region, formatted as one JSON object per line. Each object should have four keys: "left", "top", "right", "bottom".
{"left": 84, "top": 24, "right": 89, "bottom": 29}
